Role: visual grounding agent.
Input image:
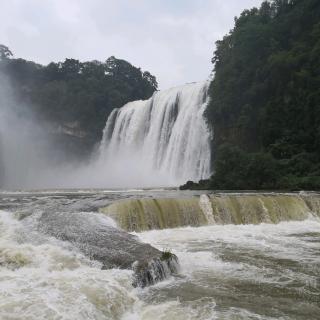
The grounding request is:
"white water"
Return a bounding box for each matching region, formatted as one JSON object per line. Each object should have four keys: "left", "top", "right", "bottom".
{"left": 98, "top": 82, "right": 212, "bottom": 187}
{"left": 135, "top": 219, "right": 320, "bottom": 319}
{"left": 0, "top": 210, "right": 136, "bottom": 319}
{"left": 1, "top": 191, "right": 320, "bottom": 320}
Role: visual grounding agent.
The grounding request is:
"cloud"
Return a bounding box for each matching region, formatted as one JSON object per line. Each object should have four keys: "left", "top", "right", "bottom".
{"left": 0, "top": 0, "right": 263, "bottom": 89}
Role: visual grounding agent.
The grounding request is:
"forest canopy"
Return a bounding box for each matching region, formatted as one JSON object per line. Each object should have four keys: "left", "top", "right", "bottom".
{"left": 182, "top": 0, "right": 320, "bottom": 190}
{"left": 0, "top": 47, "right": 157, "bottom": 155}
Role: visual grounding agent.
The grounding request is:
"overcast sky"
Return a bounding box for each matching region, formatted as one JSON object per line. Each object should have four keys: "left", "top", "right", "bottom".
{"left": 1, "top": 0, "right": 263, "bottom": 89}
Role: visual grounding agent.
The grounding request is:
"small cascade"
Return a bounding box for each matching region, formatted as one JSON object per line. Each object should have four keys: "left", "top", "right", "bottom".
{"left": 98, "top": 82, "right": 212, "bottom": 186}
{"left": 300, "top": 193, "right": 320, "bottom": 215}
{"left": 208, "top": 194, "right": 313, "bottom": 225}
{"left": 100, "top": 193, "right": 320, "bottom": 231}
{"left": 100, "top": 198, "right": 207, "bottom": 232}
{"left": 199, "top": 194, "right": 215, "bottom": 224}
{"left": 132, "top": 254, "right": 179, "bottom": 288}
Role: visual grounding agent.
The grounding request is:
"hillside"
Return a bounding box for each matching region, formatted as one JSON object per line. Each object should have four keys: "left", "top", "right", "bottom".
{"left": 0, "top": 47, "right": 157, "bottom": 158}
{"left": 182, "top": 0, "right": 320, "bottom": 190}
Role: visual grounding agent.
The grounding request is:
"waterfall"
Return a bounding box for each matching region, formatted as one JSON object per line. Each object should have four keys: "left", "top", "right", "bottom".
{"left": 100, "top": 193, "right": 320, "bottom": 231}
{"left": 98, "top": 81, "right": 212, "bottom": 187}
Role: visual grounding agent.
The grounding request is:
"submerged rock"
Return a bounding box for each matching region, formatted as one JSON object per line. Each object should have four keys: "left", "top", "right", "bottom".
{"left": 132, "top": 252, "right": 179, "bottom": 288}
{"left": 38, "top": 211, "right": 179, "bottom": 287}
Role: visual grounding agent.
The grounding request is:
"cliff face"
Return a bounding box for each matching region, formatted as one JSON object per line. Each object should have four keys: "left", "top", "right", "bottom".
{"left": 48, "top": 122, "right": 95, "bottom": 160}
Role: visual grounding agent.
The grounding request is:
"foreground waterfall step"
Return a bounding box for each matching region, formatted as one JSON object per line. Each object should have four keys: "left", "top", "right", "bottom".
{"left": 38, "top": 211, "right": 179, "bottom": 287}
{"left": 98, "top": 81, "right": 212, "bottom": 186}
{"left": 99, "top": 193, "right": 320, "bottom": 232}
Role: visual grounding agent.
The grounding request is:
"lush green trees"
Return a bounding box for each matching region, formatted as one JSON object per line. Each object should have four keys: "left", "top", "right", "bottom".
{"left": 183, "top": 0, "right": 320, "bottom": 190}
{"left": 0, "top": 49, "right": 157, "bottom": 156}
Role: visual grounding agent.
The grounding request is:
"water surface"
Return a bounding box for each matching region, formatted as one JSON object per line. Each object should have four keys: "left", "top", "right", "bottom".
{"left": 0, "top": 189, "right": 319, "bottom": 319}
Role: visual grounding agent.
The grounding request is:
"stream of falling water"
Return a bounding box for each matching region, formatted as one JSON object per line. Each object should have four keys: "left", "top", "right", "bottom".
{"left": 0, "top": 190, "right": 319, "bottom": 320}
{"left": 98, "top": 82, "right": 212, "bottom": 187}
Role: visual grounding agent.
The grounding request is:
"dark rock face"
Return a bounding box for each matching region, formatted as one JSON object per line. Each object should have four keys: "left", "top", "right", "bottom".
{"left": 38, "top": 211, "right": 179, "bottom": 287}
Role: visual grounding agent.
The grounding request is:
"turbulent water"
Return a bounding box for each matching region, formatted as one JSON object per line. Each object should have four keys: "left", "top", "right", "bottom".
{"left": 98, "top": 82, "right": 212, "bottom": 186}
{"left": 0, "top": 190, "right": 319, "bottom": 320}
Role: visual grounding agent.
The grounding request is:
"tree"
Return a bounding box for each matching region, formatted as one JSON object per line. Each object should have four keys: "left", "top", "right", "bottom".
{"left": 0, "top": 44, "right": 13, "bottom": 61}
{"left": 143, "top": 71, "right": 158, "bottom": 90}
{"left": 202, "top": 0, "right": 320, "bottom": 190}
{"left": 0, "top": 51, "right": 158, "bottom": 158}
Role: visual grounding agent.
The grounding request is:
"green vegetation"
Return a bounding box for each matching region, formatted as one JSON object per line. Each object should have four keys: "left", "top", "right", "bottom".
{"left": 160, "top": 249, "right": 174, "bottom": 261}
{"left": 0, "top": 46, "right": 157, "bottom": 156}
{"left": 183, "top": 0, "right": 320, "bottom": 191}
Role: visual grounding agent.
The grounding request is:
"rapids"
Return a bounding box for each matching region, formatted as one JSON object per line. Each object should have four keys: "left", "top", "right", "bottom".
{"left": 0, "top": 190, "right": 319, "bottom": 320}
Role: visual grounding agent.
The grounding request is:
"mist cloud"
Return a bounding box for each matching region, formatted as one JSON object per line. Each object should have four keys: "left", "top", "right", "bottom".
{"left": 0, "top": 75, "right": 164, "bottom": 189}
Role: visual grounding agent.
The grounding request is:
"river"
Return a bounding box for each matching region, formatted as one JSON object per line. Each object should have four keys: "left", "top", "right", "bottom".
{"left": 0, "top": 189, "right": 319, "bottom": 319}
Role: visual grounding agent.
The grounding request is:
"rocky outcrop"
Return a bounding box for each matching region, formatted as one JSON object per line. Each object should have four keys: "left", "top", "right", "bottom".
{"left": 38, "top": 211, "right": 179, "bottom": 287}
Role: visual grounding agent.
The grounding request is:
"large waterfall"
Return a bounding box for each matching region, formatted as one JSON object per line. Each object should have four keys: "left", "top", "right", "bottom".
{"left": 98, "top": 81, "right": 212, "bottom": 187}
{"left": 0, "top": 81, "right": 212, "bottom": 189}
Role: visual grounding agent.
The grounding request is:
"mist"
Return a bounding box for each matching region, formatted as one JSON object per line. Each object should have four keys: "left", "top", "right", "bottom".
{"left": 0, "top": 75, "right": 67, "bottom": 189}
{"left": 0, "top": 75, "right": 175, "bottom": 190}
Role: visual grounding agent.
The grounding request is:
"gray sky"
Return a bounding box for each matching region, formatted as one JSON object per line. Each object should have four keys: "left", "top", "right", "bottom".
{"left": 1, "top": 0, "right": 263, "bottom": 89}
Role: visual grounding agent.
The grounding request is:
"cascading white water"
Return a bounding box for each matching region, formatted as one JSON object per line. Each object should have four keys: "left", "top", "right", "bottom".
{"left": 99, "top": 81, "right": 212, "bottom": 186}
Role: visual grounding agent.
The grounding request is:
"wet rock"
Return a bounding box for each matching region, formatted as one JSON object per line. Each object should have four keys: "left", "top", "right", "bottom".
{"left": 132, "top": 252, "right": 179, "bottom": 288}
{"left": 38, "top": 211, "right": 179, "bottom": 287}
